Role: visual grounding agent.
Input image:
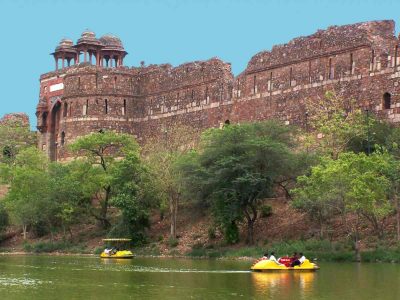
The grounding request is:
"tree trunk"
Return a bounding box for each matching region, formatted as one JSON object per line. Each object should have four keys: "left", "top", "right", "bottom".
{"left": 396, "top": 193, "right": 400, "bottom": 242}
{"left": 22, "top": 224, "right": 27, "bottom": 240}
{"left": 99, "top": 186, "right": 111, "bottom": 229}
{"left": 247, "top": 219, "right": 255, "bottom": 245}
{"left": 170, "top": 196, "right": 178, "bottom": 239}
{"left": 354, "top": 232, "right": 361, "bottom": 262}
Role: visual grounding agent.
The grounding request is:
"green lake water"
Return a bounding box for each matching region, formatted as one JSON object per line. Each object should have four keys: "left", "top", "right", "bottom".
{"left": 0, "top": 255, "right": 399, "bottom": 299}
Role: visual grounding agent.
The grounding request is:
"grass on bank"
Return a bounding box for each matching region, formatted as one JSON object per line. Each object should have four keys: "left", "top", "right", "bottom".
{"left": 187, "top": 239, "right": 400, "bottom": 263}
{"left": 23, "top": 241, "right": 89, "bottom": 254}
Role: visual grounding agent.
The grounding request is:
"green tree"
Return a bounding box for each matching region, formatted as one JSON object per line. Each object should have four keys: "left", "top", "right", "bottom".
{"left": 2, "top": 147, "right": 54, "bottom": 239}
{"left": 47, "top": 162, "right": 89, "bottom": 239}
{"left": 305, "top": 91, "right": 373, "bottom": 158}
{"left": 292, "top": 152, "right": 393, "bottom": 261}
{"left": 69, "top": 131, "right": 139, "bottom": 229}
{"left": 109, "top": 151, "right": 155, "bottom": 242}
{"left": 0, "top": 201, "right": 8, "bottom": 233}
{"left": 179, "top": 121, "right": 308, "bottom": 244}
{"left": 143, "top": 125, "right": 200, "bottom": 239}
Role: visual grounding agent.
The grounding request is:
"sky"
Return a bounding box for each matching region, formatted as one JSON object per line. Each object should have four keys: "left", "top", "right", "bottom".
{"left": 1, "top": 0, "right": 400, "bottom": 128}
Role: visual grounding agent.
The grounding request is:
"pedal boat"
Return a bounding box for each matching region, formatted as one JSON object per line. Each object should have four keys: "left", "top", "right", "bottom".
{"left": 251, "top": 259, "right": 319, "bottom": 272}
{"left": 100, "top": 238, "right": 134, "bottom": 259}
{"left": 100, "top": 250, "right": 134, "bottom": 259}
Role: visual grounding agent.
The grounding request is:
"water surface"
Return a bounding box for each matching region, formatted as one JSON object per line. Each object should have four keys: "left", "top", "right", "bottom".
{"left": 0, "top": 255, "right": 399, "bottom": 299}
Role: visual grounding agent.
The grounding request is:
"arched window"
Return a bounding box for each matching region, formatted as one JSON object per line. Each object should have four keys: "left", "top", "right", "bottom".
{"left": 105, "top": 99, "right": 108, "bottom": 114}
{"left": 122, "top": 99, "right": 126, "bottom": 116}
{"left": 42, "top": 112, "right": 48, "bottom": 126}
{"left": 61, "top": 131, "right": 65, "bottom": 146}
{"left": 63, "top": 102, "right": 68, "bottom": 117}
{"left": 383, "top": 92, "right": 391, "bottom": 109}
{"left": 224, "top": 120, "right": 230, "bottom": 125}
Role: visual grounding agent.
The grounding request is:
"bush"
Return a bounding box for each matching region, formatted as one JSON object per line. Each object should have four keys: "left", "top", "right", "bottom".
{"left": 167, "top": 237, "right": 179, "bottom": 248}
{"left": 23, "top": 241, "right": 87, "bottom": 253}
{"left": 260, "top": 205, "right": 272, "bottom": 218}
{"left": 93, "top": 247, "right": 104, "bottom": 255}
{"left": 208, "top": 227, "right": 216, "bottom": 240}
{"left": 0, "top": 202, "right": 9, "bottom": 232}
{"left": 223, "top": 222, "right": 239, "bottom": 244}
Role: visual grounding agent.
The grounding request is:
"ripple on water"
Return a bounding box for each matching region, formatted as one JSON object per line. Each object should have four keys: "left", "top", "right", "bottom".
{"left": 0, "top": 276, "right": 50, "bottom": 287}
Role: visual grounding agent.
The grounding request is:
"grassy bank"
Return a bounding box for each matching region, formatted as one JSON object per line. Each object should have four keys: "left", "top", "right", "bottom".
{"left": 187, "top": 239, "right": 400, "bottom": 263}
{"left": 3, "top": 239, "right": 400, "bottom": 263}
{"left": 19, "top": 241, "right": 90, "bottom": 254}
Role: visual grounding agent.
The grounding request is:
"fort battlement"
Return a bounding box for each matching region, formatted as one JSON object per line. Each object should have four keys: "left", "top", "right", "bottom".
{"left": 36, "top": 20, "right": 400, "bottom": 161}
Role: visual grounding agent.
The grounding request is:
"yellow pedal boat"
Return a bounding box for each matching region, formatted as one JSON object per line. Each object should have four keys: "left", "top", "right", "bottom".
{"left": 100, "top": 250, "right": 134, "bottom": 259}
{"left": 100, "top": 238, "right": 134, "bottom": 259}
{"left": 251, "top": 259, "right": 319, "bottom": 272}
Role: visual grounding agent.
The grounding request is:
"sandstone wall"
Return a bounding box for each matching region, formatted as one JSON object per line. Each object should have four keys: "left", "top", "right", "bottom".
{"left": 36, "top": 20, "right": 400, "bottom": 161}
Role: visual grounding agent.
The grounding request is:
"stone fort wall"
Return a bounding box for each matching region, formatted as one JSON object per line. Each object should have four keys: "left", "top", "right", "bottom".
{"left": 36, "top": 20, "right": 400, "bottom": 161}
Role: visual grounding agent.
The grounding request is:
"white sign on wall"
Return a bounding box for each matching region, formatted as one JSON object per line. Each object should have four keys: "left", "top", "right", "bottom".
{"left": 49, "top": 83, "right": 64, "bottom": 92}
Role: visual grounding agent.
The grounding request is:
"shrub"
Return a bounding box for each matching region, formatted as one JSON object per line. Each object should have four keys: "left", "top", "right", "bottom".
{"left": 223, "top": 222, "right": 239, "bottom": 244}
{"left": 0, "top": 202, "right": 8, "bottom": 233}
{"left": 208, "top": 227, "right": 216, "bottom": 240}
{"left": 260, "top": 205, "right": 272, "bottom": 218}
{"left": 167, "top": 237, "right": 179, "bottom": 248}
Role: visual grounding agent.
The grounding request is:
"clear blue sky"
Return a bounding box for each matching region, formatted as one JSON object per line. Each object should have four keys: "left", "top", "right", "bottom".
{"left": 1, "top": 0, "right": 399, "bottom": 128}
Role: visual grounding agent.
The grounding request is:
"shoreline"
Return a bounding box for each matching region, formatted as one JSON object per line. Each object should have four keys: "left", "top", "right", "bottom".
{"left": 1, "top": 249, "right": 399, "bottom": 264}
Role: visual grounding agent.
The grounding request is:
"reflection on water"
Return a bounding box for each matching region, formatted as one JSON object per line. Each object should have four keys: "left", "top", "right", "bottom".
{"left": 252, "top": 271, "right": 316, "bottom": 298}
{"left": 0, "top": 256, "right": 400, "bottom": 300}
{"left": 100, "top": 258, "right": 132, "bottom": 266}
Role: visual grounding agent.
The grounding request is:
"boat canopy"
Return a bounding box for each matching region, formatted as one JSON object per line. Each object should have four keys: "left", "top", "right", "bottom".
{"left": 102, "top": 238, "right": 131, "bottom": 242}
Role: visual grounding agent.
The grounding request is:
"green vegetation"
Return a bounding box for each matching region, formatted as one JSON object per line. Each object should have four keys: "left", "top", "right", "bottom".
{"left": 177, "top": 121, "right": 310, "bottom": 244}
{"left": 23, "top": 241, "right": 88, "bottom": 254}
{"left": 3, "top": 92, "right": 400, "bottom": 263}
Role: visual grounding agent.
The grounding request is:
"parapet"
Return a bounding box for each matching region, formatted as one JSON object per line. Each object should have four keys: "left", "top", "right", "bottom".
{"left": 246, "top": 20, "right": 396, "bottom": 73}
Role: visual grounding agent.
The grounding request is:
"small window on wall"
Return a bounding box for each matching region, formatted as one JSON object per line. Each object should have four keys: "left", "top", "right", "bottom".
{"left": 105, "top": 99, "right": 108, "bottom": 114}
{"left": 122, "top": 99, "right": 127, "bottom": 116}
{"left": 63, "top": 102, "right": 68, "bottom": 117}
{"left": 383, "top": 92, "right": 391, "bottom": 109}
{"left": 61, "top": 132, "right": 65, "bottom": 146}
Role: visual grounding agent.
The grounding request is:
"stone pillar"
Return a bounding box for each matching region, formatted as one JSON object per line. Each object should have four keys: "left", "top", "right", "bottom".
{"left": 62, "top": 54, "right": 65, "bottom": 69}
{"left": 67, "top": 58, "right": 71, "bottom": 67}
{"left": 76, "top": 52, "right": 80, "bottom": 64}
{"left": 84, "top": 50, "right": 87, "bottom": 63}
{"left": 89, "top": 52, "right": 92, "bottom": 65}
{"left": 120, "top": 56, "right": 124, "bottom": 66}
{"left": 55, "top": 56, "right": 58, "bottom": 70}
{"left": 96, "top": 51, "right": 100, "bottom": 66}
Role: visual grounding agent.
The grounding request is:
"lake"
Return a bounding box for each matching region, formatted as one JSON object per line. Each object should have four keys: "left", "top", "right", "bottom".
{"left": 0, "top": 255, "right": 399, "bottom": 299}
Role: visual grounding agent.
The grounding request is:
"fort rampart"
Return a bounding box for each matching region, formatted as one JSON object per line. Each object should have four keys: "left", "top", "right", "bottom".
{"left": 35, "top": 20, "right": 400, "bottom": 161}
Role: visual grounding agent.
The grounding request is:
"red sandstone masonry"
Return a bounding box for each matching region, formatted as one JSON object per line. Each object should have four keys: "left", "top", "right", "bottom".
{"left": 35, "top": 20, "right": 400, "bottom": 161}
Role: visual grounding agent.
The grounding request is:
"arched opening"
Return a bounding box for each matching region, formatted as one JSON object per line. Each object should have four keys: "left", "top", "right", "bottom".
{"left": 61, "top": 131, "right": 65, "bottom": 146}
{"left": 49, "top": 102, "right": 61, "bottom": 161}
{"left": 63, "top": 102, "right": 68, "bottom": 117}
{"left": 383, "top": 92, "right": 391, "bottom": 109}
{"left": 123, "top": 99, "right": 127, "bottom": 116}
{"left": 42, "top": 112, "right": 48, "bottom": 128}
{"left": 224, "top": 119, "right": 231, "bottom": 125}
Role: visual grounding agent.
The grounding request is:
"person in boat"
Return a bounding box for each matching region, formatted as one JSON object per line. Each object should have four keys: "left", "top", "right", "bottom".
{"left": 298, "top": 253, "right": 306, "bottom": 265}
{"left": 262, "top": 253, "right": 269, "bottom": 260}
{"left": 104, "top": 248, "right": 112, "bottom": 255}
{"left": 290, "top": 252, "right": 301, "bottom": 267}
{"left": 269, "top": 251, "right": 284, "bottom": 266}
